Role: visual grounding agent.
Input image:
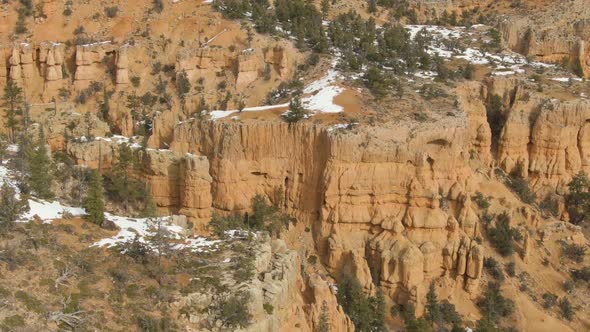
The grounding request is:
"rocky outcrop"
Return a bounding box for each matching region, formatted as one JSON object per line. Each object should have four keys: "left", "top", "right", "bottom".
{"left": 236, "top": 50, "right": 261, "bottom": 91}
{"left": 74, "top": 41, "right": 120, "bottom": 89}
{"left": 499, "top": 0, "right": 590, "bottom": 77}
{"left": 173, "top": 234, "right": 350, "bottom": 332}
{"left": 483, "top": 77, "right": 590, "bottom": 194}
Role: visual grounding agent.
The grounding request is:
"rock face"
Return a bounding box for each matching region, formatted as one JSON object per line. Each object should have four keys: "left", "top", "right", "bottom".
{"left": 74, "top": 42, "right": 117, "bottom": 89}
{"left": 141, "top": 112, "right": 484, "bottom": 310}
{"left": 173, "top": 235, "right": 351, "bottom": 332}
{"left": 499, "top": 0, "right": 590, "bottom": 77}
{"left": 64, "top": 75, "right": 590, "bottom": 312}
{"left": 479, "top": 77, "right": 590, "bottom": 195}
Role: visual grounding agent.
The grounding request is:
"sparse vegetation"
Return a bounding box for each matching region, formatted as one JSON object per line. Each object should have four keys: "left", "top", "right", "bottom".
{"left": 336, "top": 273, "right": 386, "bottom": 332}
{"left": 565, "top": 172, "right": 590, "bottom": 225}
{"left": 561, "top": 242, "right": 586, "bottom": 263}
{"left": 487, "top": 212, "right": 519, "bottom": 257}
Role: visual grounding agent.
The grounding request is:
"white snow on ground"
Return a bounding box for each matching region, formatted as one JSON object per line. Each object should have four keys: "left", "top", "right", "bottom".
{"left": 208, "top": 102, "right": 290, "bottom": 120}
{"left": 0, "top": 153, "right": 220, "bottom": 252}
{"left": 92, "top": 214, "right": 220, "bottom": 252}
{"left": 405, "top": 24, "right": 558, "bottom": 78}
{"left": 551, "top": 77, "right": 584, "bottom": 83}
{"left": 302, "top": 64, "right": 344, "bottom": 114}
{"left": 326, "top": 123, "right": 358, "bottom": 131}
{"left": 23, "top": 200, "right": 85, "bottom": 223}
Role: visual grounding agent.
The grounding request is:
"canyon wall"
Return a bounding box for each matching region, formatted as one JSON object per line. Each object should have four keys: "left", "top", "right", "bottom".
{"left": 499, "top": 0, "right": 590, "bottom": 77}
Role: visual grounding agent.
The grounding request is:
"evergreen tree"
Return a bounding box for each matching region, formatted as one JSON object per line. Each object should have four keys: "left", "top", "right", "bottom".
{"left": 107, "top": 143, "right": 134, "bottom": 209}
{"left": 321, "top": 0, "right": 330, "bottom": 19}
{"left": 336, "top": 273, "right": 385, "bottom": 332}
{"left": 565, "top": 172, "right": 590, "bottom": 225}
{"left": 83, "top": 169, "right": 105, "bottom": 226}
{"left": 367, "top": 0, "right": 377, "bottom": 13}
{"left": 405, "top": 317, "right": 432, "bottom": 332}
{"left": 370, "top": 288, "right": 386, "bottom": 331}
{"left": 0, "top": 183, "right": 29, "bottom": 230}
{"left": 283, "top": 94, "right": 307, "bottom": 123}
{"left": 0, "top": 134, "right": 8, "bottom": 164}
{"left": 317, "top": 301, "right": 330, "bottom": 332}
{"left": 176, "top": 71, "right": 191, "bottom": 108}
{"left": 27, "top": 127, "right": 54, "bottom": 200}
{"left": 1, "top": 80, "right": 23, "bottom": 142}
{"left": 146, "top": 216, "right": 175, "bottom": 266}
{"left": 425, "top": 282, "right": 442, "bottom": 326}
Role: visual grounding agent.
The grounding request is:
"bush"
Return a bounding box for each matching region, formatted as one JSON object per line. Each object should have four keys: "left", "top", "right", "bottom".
{"left": 130, "top": 76, "right": 141, "bottom": 87}
{"left": 211, "top": 291, "right": 252, "bottom": 329}
{"left": 542, "top": 293, "right": 557, "bottom": 309}
{"left": 559, "top": 298, "right": 574, "bottom": 321}
{"left": 472, "top": 191, "right": 491, "bottom": 209}
{"left": 564, "top": 280, "right": 575, "bottom": 293}
{"left": 105, "top": 6, "right": 119, "bottom": 18}
{"left": 487, "top": 212, "right": 518, "bottom": 257}
{"left": 505, "top": 262, "right": 516, "bottom": 277}
{"left": 571, "top": 266, "right": 590, "bottom": 282}
{"left": 307, "top": 255, "right": 317, "bottom": 265}
{"left": 562, "top": 243, "right": 586, "bottom": 263}
{"left": 477, "top": 282, "right": 514, "bottom": 322}
{"left": 507, "top": 174, "right": 536, "bottom": 204}
{"left": 484, "top": 257, "right": 505, "bottom": 282}
{"left": 263, "top": 303, "right": 274, "bottom": 314}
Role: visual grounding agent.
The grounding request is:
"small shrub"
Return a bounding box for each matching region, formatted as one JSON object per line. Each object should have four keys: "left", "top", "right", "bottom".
{"left": 561, "top": 243, "right": 586, "bottom": 263}
{"left": 63, "top": 7, "right": 72, "bottom": 16}
{"left": 505, "top": 262, "right": 516, "bottom": 277}
{"left": 484, "top": 257, "right": 505, "bottom": 281}
{"left": 564, "top": 280, "right": 575, "bottom": 293}
{"left": 571, "top": 266, "right": 590, "bottom": 282}
{"left": 130, "top": 76, "right": 141, "bottom": 88}
{"left": 211, "top": 291, "right": 252, "bottom": 329}
{"left": 559, "top": 298, "right": 574, "bottom": 321}
{"left": 307, "top": 255, "right": 317, "bottom": 265}
{"left": 487, "top": 212, "right": 518, "bottom": 257}
{"left": 105, "top": 6, "right": 119, "bottom": 18}
{"left": 507, "top": 174, "right": 536, "bottom": 204}
{"left": 472, "top": 191, "right": 491, "bottom": 209}
{"left": 542, "top": 293, "right": 557, "bottom": 309}
{"left": 263, "top": 303, "right": 274, "bottom": 314}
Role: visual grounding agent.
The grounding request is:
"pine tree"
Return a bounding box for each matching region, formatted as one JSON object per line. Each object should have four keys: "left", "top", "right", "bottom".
{"left": 28, "top": 127, "right": 54, "bottom": 200}
{"left": 1, "top": 80, "right": 23, "bottom": 142}
{"left": 317, "top": 301, "right": 330, "bottom": 332}
{"left": 367, "top": 0, "right": 377, "bottom": 13}
{"left": 146, "top": 216, "right": 174, "bottom": 266}
{"left": 108, "top": 143, "right": 133, "bottom": 209}
{"left": 283, "top": 94, "right": 307, "bottom": 123}
{"left": 321, "top": 0, "right": 330, "bottom": 19}
{"left": 84, "top": 169, "right": 105, "bottom": 226}
{"left": 0, "top": 183, "right": 29, "bottom": 230}
{"left": 425, "top": 282, "right": 442, "bottom": 328}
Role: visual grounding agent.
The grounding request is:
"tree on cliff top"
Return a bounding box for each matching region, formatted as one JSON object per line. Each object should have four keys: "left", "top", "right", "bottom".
{"left": 566, "top": 172, "right": 590, "bottom": 225}
{"left": 282, "top": 94, "right": 307, "bottom": 123}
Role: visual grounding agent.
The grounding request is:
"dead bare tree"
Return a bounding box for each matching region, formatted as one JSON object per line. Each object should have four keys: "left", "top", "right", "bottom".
{"left": 54, "top": 265, "right": 76, "bottom": 288}
{"left": 47, "top": 295, "right": 86, "bottom": 328}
